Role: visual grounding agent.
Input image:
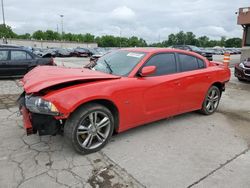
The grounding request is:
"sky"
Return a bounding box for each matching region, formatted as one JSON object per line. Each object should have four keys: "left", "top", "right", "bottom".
{"left": 2, "top": 0, "right": 250, "bottom": 43}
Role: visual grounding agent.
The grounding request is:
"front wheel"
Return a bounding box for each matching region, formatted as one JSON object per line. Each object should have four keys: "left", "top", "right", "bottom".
{"left": 64, "top": 103, "right": 114, "bottom": 154}
{"left": 200, "top": 86, "right": 221, "bottom": 115}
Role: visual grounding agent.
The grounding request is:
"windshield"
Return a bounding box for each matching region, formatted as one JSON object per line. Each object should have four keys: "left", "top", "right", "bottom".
{"left": 93, "top": 50, "right": 146, "bottom": 76}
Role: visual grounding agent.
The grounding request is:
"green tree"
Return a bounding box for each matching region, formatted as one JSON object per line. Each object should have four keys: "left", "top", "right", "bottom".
{"left": 97, "top": 35, "right": 118, "bottom": 47}
{"left": 220, "top": 36, "right": 226, "bottom": 47}
{"left": 225, "top": 38, "right": 242, "bottom": 48}
{"left": 83, "top": 33, "right": 95, "bottom": 42}
{"left": 32, "top": 30, "right": 45, "bottom": 40}
{"left": 17, "top": 33, "right": 31, "bottom": 39}
{"left": 185, "top": 32, "right": 196, "bottom": 45}
{"left": 0, "top": 24, "right": 17, "bottom": 38}
{"left": 175, "top": 31, "right": 186, "bottom": 45}
{"left": 167, "top": 34, "right": 177, "bottom": 46}
{"left": 197, "top": 36, "right": 210, "bottom": 47}
{"left": 44, "top": 30, "right": 60, "bottom": 40}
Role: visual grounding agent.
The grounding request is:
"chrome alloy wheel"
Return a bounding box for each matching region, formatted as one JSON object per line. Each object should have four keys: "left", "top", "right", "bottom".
{"left": 76, "top": 111, "right": 111, "bottom": 149}
{"left": 205, "top": 88, "right": 220, "bottom": 113}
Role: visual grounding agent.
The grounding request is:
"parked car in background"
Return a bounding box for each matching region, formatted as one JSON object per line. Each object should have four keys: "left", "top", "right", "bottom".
{"left": 89, "top": 48, "right": 109, "bottom": 62}
{"left": 71, "top": 47, "right": 92, "bottom": 57}
{"left": 172, "top": 45, "right": 213, "bottom": 61}
{"left": 38, "top": 48, "right": 58, "bottom": 58}
{"left": 19, "top": 48, "right": 230, "bottom": 154}
{"left": 235, "top": 58, "right": 250, "bottom": 81}
{"left": 0, "top": 47, "right": 55, "bottom": 77}
{"left": 206, "top": 48, "right": 221, "bottom": 55}
{"left": 56, "top": 48, "right": 72, "bottom": 57}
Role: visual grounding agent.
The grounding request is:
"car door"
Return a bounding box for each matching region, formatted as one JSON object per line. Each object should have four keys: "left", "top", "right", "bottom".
{"left": 138, "top": 53, "right": 182, "bottom": 121}
{"left": 0, "top": 49, "right": 10, "bottom": 76}
{"left": 9, "top": 50, "right": 34, "bottom": 76}
{"left": 176, "top": 53, "right": 211, "bottom": 113}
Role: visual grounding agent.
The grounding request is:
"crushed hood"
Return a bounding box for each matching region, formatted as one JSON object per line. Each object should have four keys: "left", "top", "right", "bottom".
{"left": 22, "top": 66, "right": 120, "bottom": 93}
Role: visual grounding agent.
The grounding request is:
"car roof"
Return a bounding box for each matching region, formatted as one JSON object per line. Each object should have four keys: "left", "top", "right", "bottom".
{"left": 121, "top": 47, "right": 178, "bottom": 53}
{"left": 121, "top": 47, "right": 195, "bottom": 54}
{"left": 0, "top": 47, "right": 28, "bottom": 50}
{"left": 120, "top": 47, "right": 207, "bottom": 60}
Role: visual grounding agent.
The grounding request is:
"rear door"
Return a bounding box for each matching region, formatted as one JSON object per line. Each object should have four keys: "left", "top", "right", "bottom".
{"left": 9, "top": 50, "right": 34, "bottom": 76}
{"left": 0, "top": 50, "right": 10, "bottom": 76}
{"left": 176, "top": 53, "right": 211, "bottom": 113}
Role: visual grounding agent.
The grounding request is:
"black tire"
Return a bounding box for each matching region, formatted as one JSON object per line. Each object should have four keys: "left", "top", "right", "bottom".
{"left": 238, "top": 78, "right": 244, "bottom": 82}
{"left": 64, "top": 103, "right": 114, "bottom": 154}
{"left": 200, "top": 86, "right": 221, "bottom": 115}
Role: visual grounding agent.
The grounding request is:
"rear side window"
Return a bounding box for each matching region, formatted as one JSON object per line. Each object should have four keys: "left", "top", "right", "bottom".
{"left": 144, "top": 53, "right": 177, "bottom": 76}
{"left": 11, "top": 51, "right": 31, "bottom": 60}
{"left": 0, "top": 50, "right": 8, "bottom": 61}
{"left": 179, "top": 54, "right": 206, "bottom": 72}
{"left": 179, "top": 54, "right": 198, "bottom": 71}
{"left": 197, "top": 58, "right": 205, "bottom": 68}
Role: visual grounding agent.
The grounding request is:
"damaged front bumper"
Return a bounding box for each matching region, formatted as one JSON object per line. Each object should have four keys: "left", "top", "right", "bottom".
{"left": 18, "top": 93, "right": 63, "bottom": 136}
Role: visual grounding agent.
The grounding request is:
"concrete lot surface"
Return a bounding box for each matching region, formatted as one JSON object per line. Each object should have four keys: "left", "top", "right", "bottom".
{"left": 0, "top": 55, "right": 249, "bottom": 188}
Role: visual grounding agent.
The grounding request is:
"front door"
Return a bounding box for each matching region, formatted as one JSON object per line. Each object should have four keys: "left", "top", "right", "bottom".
{"left": 139, "top": 53, "right": 181, "bottom": 120}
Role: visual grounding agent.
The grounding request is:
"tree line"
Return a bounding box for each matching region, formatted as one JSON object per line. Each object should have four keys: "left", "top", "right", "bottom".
{"left": 0, "top": 24, "right": 242, "bottom": 48}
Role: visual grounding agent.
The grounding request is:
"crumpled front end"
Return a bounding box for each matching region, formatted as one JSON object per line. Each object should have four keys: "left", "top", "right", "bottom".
{"left": 18, "top": 92, "right": 63, "bottom": 136}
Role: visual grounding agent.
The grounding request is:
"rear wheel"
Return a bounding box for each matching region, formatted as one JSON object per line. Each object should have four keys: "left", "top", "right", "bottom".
{"left": 200, "top": 86, "right": 221, "bottom": 115}
{"left": 64, "top": 103, "right": 114, "bottom": 154}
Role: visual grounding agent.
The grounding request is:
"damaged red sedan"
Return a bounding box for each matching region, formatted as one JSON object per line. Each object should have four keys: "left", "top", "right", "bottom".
{"left": 19, "top": 48, "right": 231, "bottom": 154}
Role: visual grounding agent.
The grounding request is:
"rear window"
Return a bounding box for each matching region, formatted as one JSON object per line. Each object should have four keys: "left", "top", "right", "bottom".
{"left": 0, "top": 50, "right": 8, "bottom": 61}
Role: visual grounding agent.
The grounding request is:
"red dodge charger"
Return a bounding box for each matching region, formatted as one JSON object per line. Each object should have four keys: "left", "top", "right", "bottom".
{"left": 19, "top": 48, "right": 231, "bottom": 154}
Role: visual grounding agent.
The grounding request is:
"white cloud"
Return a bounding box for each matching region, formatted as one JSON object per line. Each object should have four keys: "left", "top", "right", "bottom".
{"left": 110, "top": 6, "right": 136, "bottom": 21}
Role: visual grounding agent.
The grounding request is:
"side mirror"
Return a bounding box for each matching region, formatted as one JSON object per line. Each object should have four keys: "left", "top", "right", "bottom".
{"left": 140, "top": 66, "right": 156, "bottom": 77}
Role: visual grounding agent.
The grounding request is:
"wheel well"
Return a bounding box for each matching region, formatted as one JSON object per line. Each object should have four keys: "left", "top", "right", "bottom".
{"left": 75, "top": 99, "right": 119, "bottom": 133}
{"left": 212, "top": 82, "right": 225, "bottom": 93}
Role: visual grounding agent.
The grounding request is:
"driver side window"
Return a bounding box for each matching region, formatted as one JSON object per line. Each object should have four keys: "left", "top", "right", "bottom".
{"left": 144, "top": 53, "right": 177, "bottom": 76}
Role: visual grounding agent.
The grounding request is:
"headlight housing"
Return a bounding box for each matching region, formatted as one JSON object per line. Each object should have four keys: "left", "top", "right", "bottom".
{"left": 25, "top": 95, "right": 59, "bottom": 115}
{"left": 239, "top": 62, "right": 245, "bottom": 69}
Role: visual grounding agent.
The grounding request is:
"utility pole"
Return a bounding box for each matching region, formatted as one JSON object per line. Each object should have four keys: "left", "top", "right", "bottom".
{"left": 1, "top": 0, "right": 5, "bottom": 26}
{"left": 60, "top": 15, "right": 64, "bottom": 40}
